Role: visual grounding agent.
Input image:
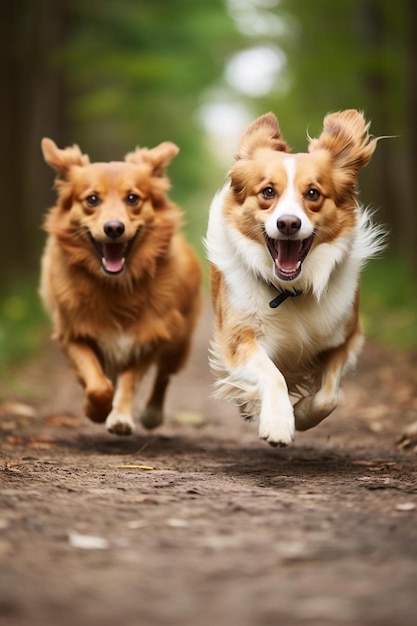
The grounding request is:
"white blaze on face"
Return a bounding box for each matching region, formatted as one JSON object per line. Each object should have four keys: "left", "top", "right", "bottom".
{"left": 264, "top": 157, "right": 314, "bottom": 241}
{"left": 263, "top": 156, "right": 316, "bottom": 281}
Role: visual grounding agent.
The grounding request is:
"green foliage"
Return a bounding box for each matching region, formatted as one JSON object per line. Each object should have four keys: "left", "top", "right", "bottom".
{"left": 0, "top": 284, "right": 48, "bottom": 370}
{"left": 63, "top": 0, "right": 243, "bottom": 197}
{"left": 361, "top": 257, "right": 417, "bottom": 350}
{"left": 258, "top": 0, "right": 406, "bottom": 143}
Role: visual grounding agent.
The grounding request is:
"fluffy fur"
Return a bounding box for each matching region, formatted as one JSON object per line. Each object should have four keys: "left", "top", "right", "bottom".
{"left": 206, "top": 110, "right": 385, "bottom": 446}
{"left": 40, "top": 138, "right": 202, "bottom": 435}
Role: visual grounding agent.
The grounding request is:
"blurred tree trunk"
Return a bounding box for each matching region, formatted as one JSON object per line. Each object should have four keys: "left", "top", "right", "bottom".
{"left": 357, "top": 0, "right": 416, "bottom": 271}
{"left": 356, "top": 1, "right": 402, "bottom": 249}
{"left": 0, "top": 0, "right": 71, "bottom": 288}
{"left": 405, "top": 0, "right": 417, "bottom": 272}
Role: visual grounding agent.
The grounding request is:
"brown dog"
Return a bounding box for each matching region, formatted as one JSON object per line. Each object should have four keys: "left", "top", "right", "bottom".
{"left": 40, "top": 138, "right": 202, "bottom": 435}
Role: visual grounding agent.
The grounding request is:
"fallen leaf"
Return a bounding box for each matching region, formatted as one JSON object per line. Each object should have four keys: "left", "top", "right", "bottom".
{"left": 5, "top": 436, "right": 26, "bottom": 446}
{"left": 69, "top": 532, "right": 109, "bottom": 550}
{"left": 174, "top": 411, "right": 206, "bottom": 428}
{"left": 353, "top": 460, "right": 379, "bottom": 467}
{"left": 0, "top": 402, "right": 37, "bottom": 419}
{"left": 43, "top": 413, "right": 80, "bottom": 428}
{"left": 397, "top": 420, "right": 417, "bottom": 450}
{"left": 352, "top": 460, "right": 398, "bottom": 471}
{"left": 395, "top": 502, "right": 416, "bottom": 512}
{"left": 27, "top": 434, "right": 58, "bottom": 449}
{"left": 166, "top": 518, "right": 189, "bottom": 528}
{"left": 34, "top": 434, "right": 56, "bottom": 442}
{"left": 27, "top": 441, "right": 57, "bottom": 450}
{"left": 4, "top": 460, "right": 26, "bottom": 471}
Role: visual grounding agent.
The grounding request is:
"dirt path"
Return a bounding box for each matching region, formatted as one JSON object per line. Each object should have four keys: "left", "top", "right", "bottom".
{"left": 1, "top": 302, "right": 417, "bottom": 626}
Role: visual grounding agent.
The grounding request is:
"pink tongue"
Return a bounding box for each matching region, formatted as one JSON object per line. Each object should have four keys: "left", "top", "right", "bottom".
{"left": 277, "top": 240, "right": 301, "bottom": 270}
{"left": 102, "top": 243, "right": 125, "bottom": 273}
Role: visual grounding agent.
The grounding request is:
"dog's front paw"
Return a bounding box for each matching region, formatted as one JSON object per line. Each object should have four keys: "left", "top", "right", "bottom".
{"left": 106, "top": 410, "right": 135, "bottom": 436}
{"left": 258, "top": 403, "right": 295, "bottom": 447}
{"left": 259, "top": 422, "right": 295, "bottom": 447}
{"left": 140, "top": 406, "right": 164, "bottom": 430}
{"left": 84, "top": 381, "right": 114, "bottom": 423}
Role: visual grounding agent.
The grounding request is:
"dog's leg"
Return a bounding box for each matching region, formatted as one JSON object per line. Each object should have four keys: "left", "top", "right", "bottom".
{"left": 140, "top": 368, "right": 170, "bottom": 430}
{"left": 106, "top": 368, "right": 138, "bottom": 436}
{"left": 294, "top": 331, "right": 364, "bottom": 431}
{"left": 293, "top": 358, "right": 342, "bottom": 431}
{"left": 216, "top": 330, "right": 295, "bottom": 446}
{"left": 246, "top": 349, "right": 295, "bottom": 447}
{"left": 66, "top": 342, "right": 114, "bottom": 423}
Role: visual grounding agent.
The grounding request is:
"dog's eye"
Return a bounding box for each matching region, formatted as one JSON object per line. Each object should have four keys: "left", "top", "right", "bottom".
{"left": 306, "top": 188, "right": 321, "bottom": 201}
{"left": 261, "top": 186, "right": 276, "bottom": 200}
{"left": 85, "top": 194, "right": 100, "bottom": 207}
{"left": 126, "top": 193, "right": 140, "bottom": 206}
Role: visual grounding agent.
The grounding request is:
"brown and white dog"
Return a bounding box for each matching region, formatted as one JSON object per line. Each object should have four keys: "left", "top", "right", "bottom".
{"left": 206, "top": 110, "right": 385, "bottom": 446}
{"left": 40, "top": 138, "right": 202, "bottom": 435}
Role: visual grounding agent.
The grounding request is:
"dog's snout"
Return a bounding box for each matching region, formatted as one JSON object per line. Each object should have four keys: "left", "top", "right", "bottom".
{"left": 103, "top": 220, "right": 125, "bottom": 240}
{"left": 277, "top": 214, "right": 302, "bottom": 236}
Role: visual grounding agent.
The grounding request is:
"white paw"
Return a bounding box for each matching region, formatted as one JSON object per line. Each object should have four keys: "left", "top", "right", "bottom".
{"left": 258, "top": 406, "right": 295, "bottom": 447}
{"left": 258, "top": 392, "right": 295, "bottom": 447}
{"left": 105, "top": 410, "right": 135, "bottom": 436}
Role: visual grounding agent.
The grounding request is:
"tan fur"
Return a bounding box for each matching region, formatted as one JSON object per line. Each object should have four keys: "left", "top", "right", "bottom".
{"left": 40, "top": 138, "right": 202, "bottom": 435}
{"left": 206, "top": 110, "right": 383, "bottom": 446}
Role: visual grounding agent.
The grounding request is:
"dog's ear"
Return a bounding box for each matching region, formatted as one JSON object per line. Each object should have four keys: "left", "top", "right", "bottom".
{"left": 236, "top": 113, "right": 289, "bottom": 160}
{"left": 125, "top": 141, "right": 179, "bottom": 176}
{"left": 229, "top": 114, "right": 288, "bottom": 201}
{"left": 308, "top": 110, "right": 377, "bottom": 189}
{"left": 41, "top": 138, "right": 90, "bottom": 176}
{"left": 146, "top": 142, "right": 179, "bottom": 174}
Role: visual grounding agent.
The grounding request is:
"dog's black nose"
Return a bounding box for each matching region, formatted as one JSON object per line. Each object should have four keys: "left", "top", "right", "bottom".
{"left": 277, "top": 215, "right": 301, "bottom": 236}
{"left": 103, "top": 220, "right": 125, "bottom": 240}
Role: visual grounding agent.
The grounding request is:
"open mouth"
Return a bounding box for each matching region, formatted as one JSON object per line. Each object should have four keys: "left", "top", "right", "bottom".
{"left": 88, "top": 229, "right": 140, "bottom": 275}
{"left": 265, "top": 233, "right": 315, "bottom": 281}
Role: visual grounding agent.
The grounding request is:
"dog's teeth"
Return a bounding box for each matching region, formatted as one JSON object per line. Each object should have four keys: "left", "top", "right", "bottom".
{"left": 275, "top": 260, "right": 296, "bottom": 274}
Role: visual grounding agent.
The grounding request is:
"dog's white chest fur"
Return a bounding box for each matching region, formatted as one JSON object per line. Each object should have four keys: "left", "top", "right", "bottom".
{"left": 98, "top": 331, "right": 146, "bottom": 370}
{"left": 224, "top": 260, "right": 355, "bottom": 371}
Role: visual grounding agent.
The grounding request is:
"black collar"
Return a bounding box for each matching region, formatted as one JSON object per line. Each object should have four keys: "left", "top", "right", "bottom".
{"left": 269, "top": 289, "right": 302, "bottom": 309}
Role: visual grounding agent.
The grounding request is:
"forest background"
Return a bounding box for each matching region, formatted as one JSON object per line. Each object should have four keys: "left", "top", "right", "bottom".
{"left": 0, "top": 0, "right": 416, "bottom": 370}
